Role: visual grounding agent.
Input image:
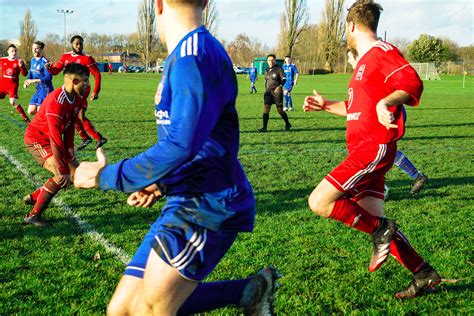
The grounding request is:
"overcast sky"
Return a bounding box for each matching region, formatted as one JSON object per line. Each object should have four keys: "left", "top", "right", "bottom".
{"left": 0, "top": 0, "right": 472, "bottom": 48}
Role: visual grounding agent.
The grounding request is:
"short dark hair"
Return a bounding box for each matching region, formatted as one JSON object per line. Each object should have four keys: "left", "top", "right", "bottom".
{"left": 70, "top": 35, "right": 84, "bottom": 43}
{"left": 64, "top": 63, "right": 90, "bottom": 77}
{"left": 346, "top": 0, "right": 383, "bottom": 33}
{"left": 167, "top": 0, "right": 206, "bottom": 7}
{"left": 285, "top": 56, "right": 291, "bottom": 59}
{"left": 267, "top": 54, "right": 276, "bottom": 59}
{"left": 34, "top": 41, "right": 45, "bottom": 49}
{"left": 7, "top": 44, "right": 17, "bottom": 50}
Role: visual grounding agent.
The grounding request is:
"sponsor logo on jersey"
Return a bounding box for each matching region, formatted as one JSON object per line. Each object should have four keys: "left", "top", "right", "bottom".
{"left": 6, "top": 68, "right": 13, "bottom": 76}
{"left": 347, "top": 112, "right": 361, "bottom": 121}
{"left": 155, "top": 109, "right": 170, "bottom": 125}
{"left": 347, "top": 87, "right": 354, "bottom": 110}
{"left": 356, "top": 64, "right": 365, "bottom": 81}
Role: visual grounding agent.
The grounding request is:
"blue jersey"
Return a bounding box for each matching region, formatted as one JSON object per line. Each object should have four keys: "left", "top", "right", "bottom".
{"left": 282, "top": 63, "right": 298, "bottom": 86}
{"left": 249, "top": 66, "right": 257, "bottom": 81}
{"left": 28, "top": 57, "right": 54, "bottom": 92}
{"left": 101, "top": 26, "right": 250, "bottom": 198}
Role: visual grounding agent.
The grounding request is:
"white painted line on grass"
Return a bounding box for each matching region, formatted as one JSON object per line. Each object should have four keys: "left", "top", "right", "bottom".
{"left": 0, "top": 145, "right": 131, "bottom": 265}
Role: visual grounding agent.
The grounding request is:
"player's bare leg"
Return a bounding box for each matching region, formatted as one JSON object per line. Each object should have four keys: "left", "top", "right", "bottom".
{"left": 27, "top": 104, "right": 39, "bottom": 116}
{"left": 107, "top": 276, "right": 142, "bottom": 316}
{"left": 135, "top": 250, "right": 198, "bottom": 315}
{"left": 10, "top": 98, "right": 30, "bottom": 123}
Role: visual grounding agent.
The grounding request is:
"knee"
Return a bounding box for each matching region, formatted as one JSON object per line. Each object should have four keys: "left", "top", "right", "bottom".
{"left": 28, "top": 107, "right": 37, "bottom": 115}
{"left": 106, "top": 298, "right": 129, "bottom": 316}
{"left": 308, "top": 190, "right": 332, "bottom": 218}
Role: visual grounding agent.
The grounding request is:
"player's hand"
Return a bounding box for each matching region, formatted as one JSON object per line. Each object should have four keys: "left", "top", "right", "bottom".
{"left": 274, "top": 86, "right": 282, "bottom": 94}
{"left": 376, "top": 99, "right": 398, "bottom": 129}
{"left": 74, "top": 147, "right": 108, "bottom": 189}
{"left": 45, "top": 61, "right": 53, "bottom": 69}
{"left": 303, "top": 90, "right": 325, "bottom": 112}
{"left": 58, "top": 174, "right": 72, "bottom": 188}
{"left": 18, "top": 59, "right": 23, "bottom": 67}
{"left": 127, "top": 184, "right": 162, "bottom": 208}
{"left": 23, "top": 79, "right": 31, "bottom": 88}
{"left": 89, "top": 93, "right": 99, "bottom": 101}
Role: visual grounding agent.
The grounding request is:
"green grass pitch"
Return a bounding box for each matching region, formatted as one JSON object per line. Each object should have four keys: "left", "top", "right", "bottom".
{"left": 0, "top": 73, "right": 473, "bottom": 314}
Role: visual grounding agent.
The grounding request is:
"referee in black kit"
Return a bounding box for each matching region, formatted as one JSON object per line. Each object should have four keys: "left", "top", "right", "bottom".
{"left": 258, "top": 54, "right": 292, "bottom": 132}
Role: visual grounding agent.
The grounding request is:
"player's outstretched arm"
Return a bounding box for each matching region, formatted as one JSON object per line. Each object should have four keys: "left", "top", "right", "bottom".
{"left": 303, "top": 90, "right": 347, "bottom": 116}
{"left": 74, "top": 148, "right": 108, "bottom": 188}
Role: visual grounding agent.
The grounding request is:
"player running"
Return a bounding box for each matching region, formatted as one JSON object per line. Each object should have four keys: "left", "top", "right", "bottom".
{"left": 23, "top": 41, "right": 54, "bottom": 116}
{"left": 23, "top": 63, "right": 89, "bottom": 226}
{"left": 247, "top": 62, "right": 258, "bottom": 94}
{"left": 73, "top": 0, "right": 279, "bottom": 314}
{"left": 347, "top": 49, "right": 429, "bottom": 197}
{"left": 0, "top": 44, "right": 30, "bottom": 123}
{"left": 46, "top": 35, "right": 107, "bottom": 151}
{"left": 304, "top": 0, "right": 440, "bottom": 299}
{"left": 282, "top": 56, "right": 299, "bottom": 111}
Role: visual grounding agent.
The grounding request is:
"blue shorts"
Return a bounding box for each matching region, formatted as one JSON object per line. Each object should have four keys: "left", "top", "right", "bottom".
{"left": 124, "top": 182, "right": 255, "bottom": 281}
{"left": 283, "top": 83, "right": 294, "bottom": 94}
{"left": 29, "top": 89, "right": 49, "bottom": 106}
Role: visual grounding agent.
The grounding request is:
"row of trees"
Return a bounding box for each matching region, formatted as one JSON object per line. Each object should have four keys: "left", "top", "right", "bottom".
{"left": 10, "top": 0, "right": 472, "bottom": 74}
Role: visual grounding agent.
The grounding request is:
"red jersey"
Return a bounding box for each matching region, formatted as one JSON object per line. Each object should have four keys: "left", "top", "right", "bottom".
{"left": 0, "top": 57, "right": 27, "bottom": 87}
{"left": 24, "top": 86, "right": 83, "bottom": 174}
{"left": 48, "top": 52, "right": 101, "bottom": 96}
{"left": 346, "top": 41, "right": 423, "bottom": 151}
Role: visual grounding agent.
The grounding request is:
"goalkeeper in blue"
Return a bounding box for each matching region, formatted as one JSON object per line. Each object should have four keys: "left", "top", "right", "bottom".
{"left": 282, "top": 55, "right": 299, "bottom": 111}
{"left": 74, "top": 0, "right": 279, "bottom": 315}
{"left": 23, "top": 41, "right": 54, "bottom": 115}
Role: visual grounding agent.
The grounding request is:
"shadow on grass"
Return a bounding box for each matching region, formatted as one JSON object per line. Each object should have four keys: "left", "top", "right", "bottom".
{"left": 254, "top": 187, "right": 311, "bottom": 215}
{"left": 385, "top": 176, "right": 474, "bottom": 202}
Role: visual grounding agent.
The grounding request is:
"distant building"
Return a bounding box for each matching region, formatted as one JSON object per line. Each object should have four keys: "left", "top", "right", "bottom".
{"left": 97, "top": 51, "right": 141, "bottom": 64}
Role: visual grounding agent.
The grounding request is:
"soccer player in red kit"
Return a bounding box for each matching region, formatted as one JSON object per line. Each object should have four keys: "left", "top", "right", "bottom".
{"left": 304, "top": 0, "right": 440, "bottom": 299}
{"left": 46, "top": 35, "right": 107, "bottom": 151}
{"left": 23, "top": 63, "right": 90, "bottom": 226}
{"left": 0, "top": 44, "right": 30, "bottom": 123}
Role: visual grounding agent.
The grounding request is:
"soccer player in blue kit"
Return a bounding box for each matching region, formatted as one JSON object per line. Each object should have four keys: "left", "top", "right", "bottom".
{"left": 247, "top": 62, "right": 258, "bottom": 94}
{"left": 282, "top": 56, "right": 298, "bottom": 111}
{"left": 23, "top": 41, "right": 54, "bottom": 116}
{"left": 74, "top": 0, "right": 279, "bottom": 315}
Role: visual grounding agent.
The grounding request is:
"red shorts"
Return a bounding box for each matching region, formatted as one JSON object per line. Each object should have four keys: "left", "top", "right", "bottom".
{"left": 0, "top": 83, "right": 19, "bottom": 99}
{"left": 326, "top": 142, "right": 397, "bottom": 201}
{"left": 25, "top": 142, "right": 53, "bottom": 166}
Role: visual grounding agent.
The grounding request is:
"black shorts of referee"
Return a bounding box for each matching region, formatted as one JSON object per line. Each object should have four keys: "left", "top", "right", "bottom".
{"left": 264, "top": 89, "right": 283, "bottom": 107}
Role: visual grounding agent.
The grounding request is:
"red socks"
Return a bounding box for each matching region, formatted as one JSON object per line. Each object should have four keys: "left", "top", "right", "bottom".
{"left": 329, "top": 198, "right": 381, "bottom": 234}
{"left": 15, "top": 105, "right": 30, "bottom": 122}
{"left": 390, "top": 230, "right": 426, "bottom": 273}
{"left": 82, "top": 118, "right": 102, "bottom": 140}
{"left": 28, "top": 178, "right": 61, "bottom": 217}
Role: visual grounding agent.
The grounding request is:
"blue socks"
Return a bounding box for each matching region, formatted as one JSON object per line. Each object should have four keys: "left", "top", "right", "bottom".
{"left": 394, "top": 151, "right": 420, "bottom": 180}
{"left": 178, "top": 278, "right": 250, "bottom": 315}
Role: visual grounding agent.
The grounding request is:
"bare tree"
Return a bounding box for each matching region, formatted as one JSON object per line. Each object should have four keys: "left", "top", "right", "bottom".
{"left": 203, "top": 0, "right": 218, "bottom": 35}
{"left": 42, "top": 33, "right": 63, "bottom": 62}
{"left": 390, "top": 36, "right": 411, "bottom": 55}
{"left": 320, "top": 0, "right": 345, "bottom": 72}
{"left": 19, "top": 9, "right": 38, "bottom": 63}
{"left": 278, "top": 0, "right": 308, "bottom": 57}
{"left": 137, "top": 0, "right": 158, "bottom": 69}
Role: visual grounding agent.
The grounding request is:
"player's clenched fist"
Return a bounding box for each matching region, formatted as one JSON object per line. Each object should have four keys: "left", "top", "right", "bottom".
{"left": 376, "top": 99, "right": 398, "bottom": 129}
{"left": 127, "top": 184, "right": 162, "bottom": 208}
